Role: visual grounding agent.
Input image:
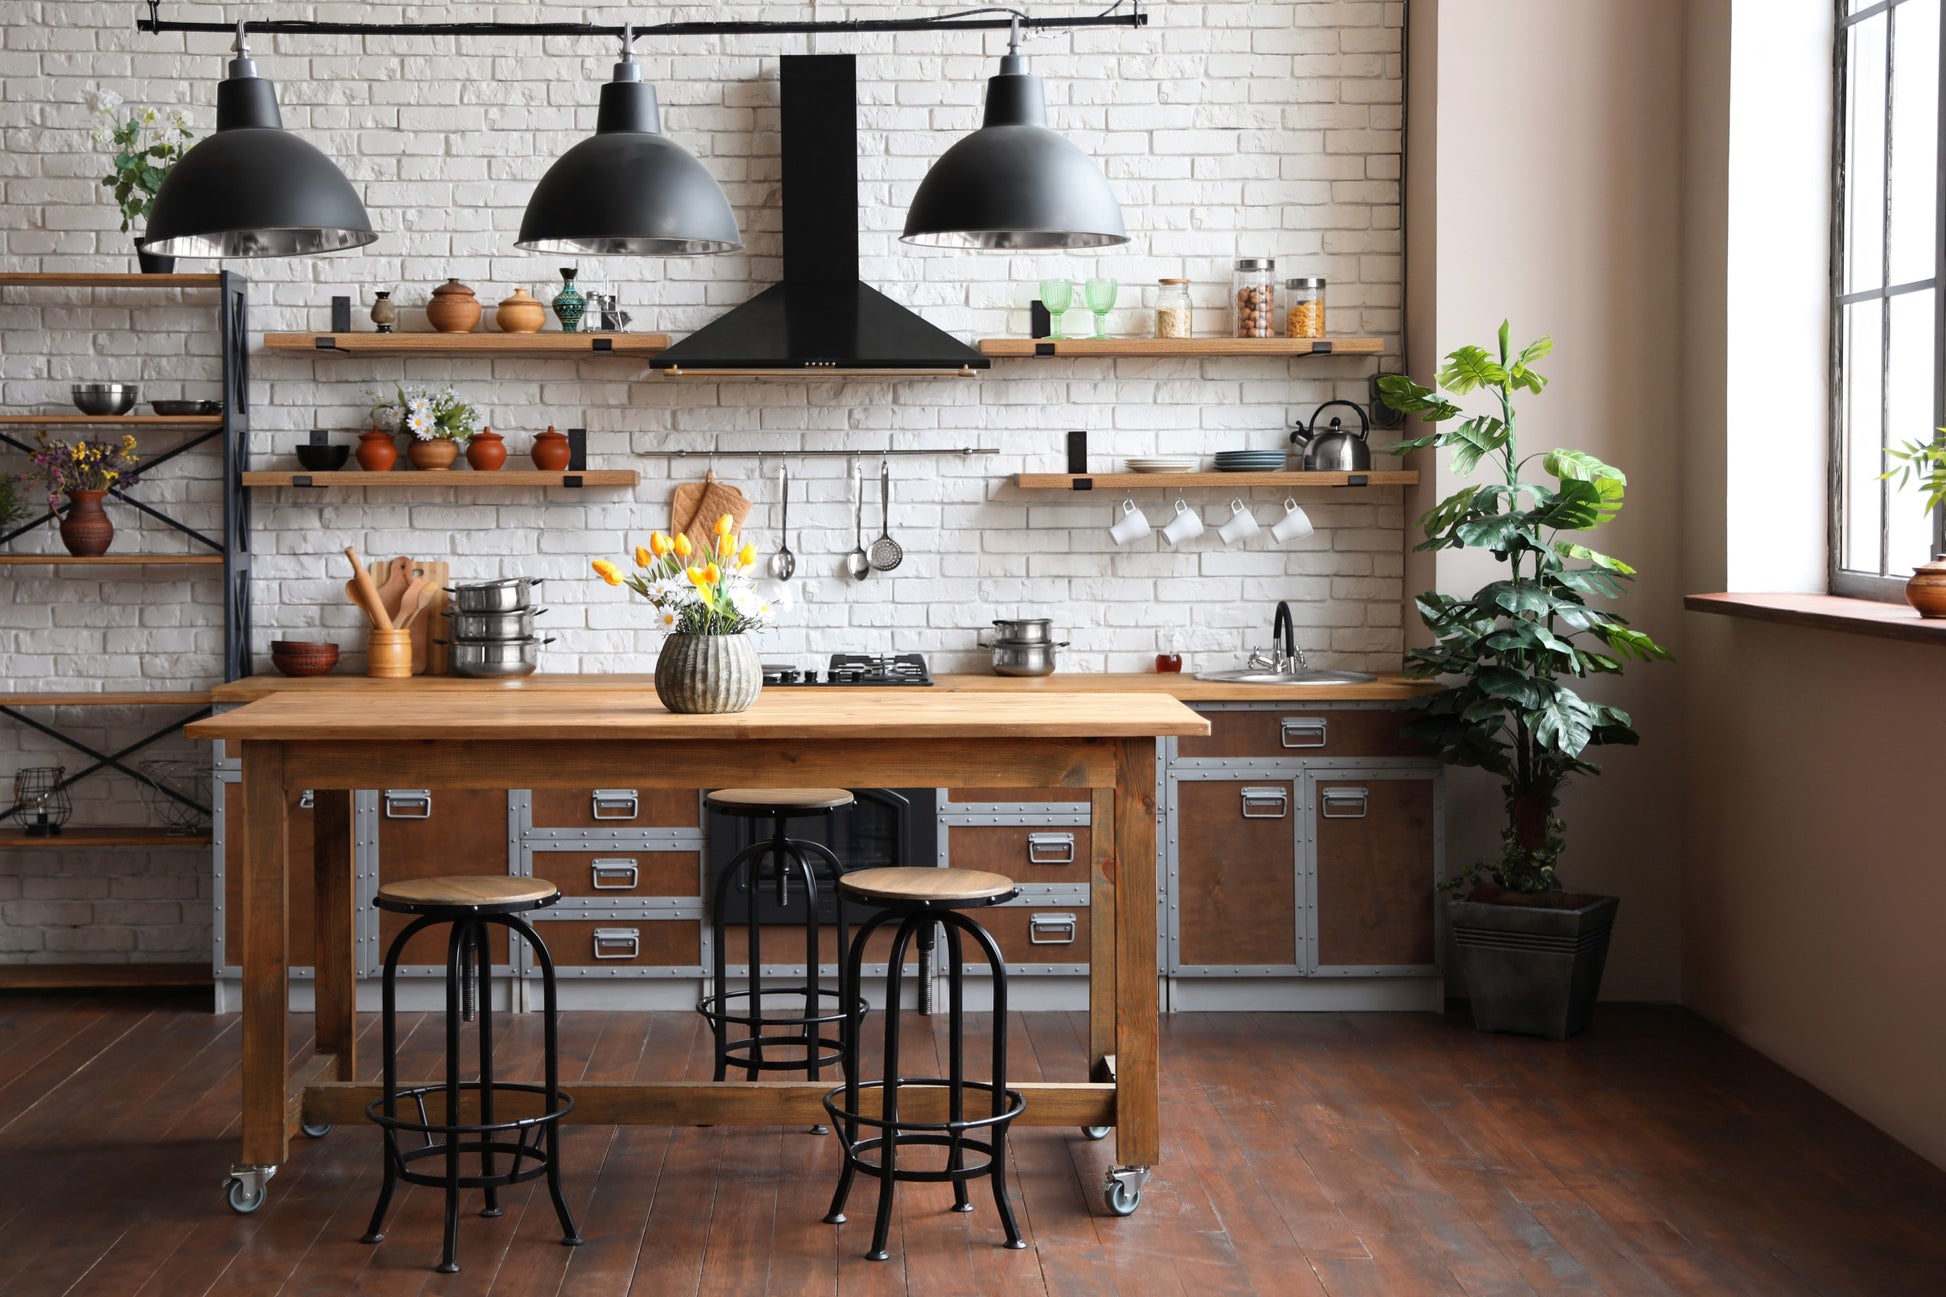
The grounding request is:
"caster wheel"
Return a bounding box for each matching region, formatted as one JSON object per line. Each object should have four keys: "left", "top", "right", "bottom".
{"left": 1104, "top": 1180, "right": 1141, "bottom": 1217}
{"left": 300, "top": 1123, "right": 331, "bottom": 1138}
{"left": 226, "top": 1176, "right": 267, "bottom": 1214}
{"left": 1081, "top": 1125, "right": 1110, "bottom": 1141}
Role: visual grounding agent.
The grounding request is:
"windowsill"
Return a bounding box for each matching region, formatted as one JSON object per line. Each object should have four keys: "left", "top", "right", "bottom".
{"left": 1684, "top": 592, "right": 1946, "bottom": 646}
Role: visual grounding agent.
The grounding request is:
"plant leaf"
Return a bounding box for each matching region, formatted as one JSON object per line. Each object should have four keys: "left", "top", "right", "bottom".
{"left": 1593, "top": 623, "right": 1671, "bottom": 662}
{"left": 1531, "top": 683, "right": 1597, "bottom": 758}
{"left": 1448, "top": 416, "right": 1509, "bottom": 476}
{"left": 1543, "top": 448, "right": 1626, "bottom": 486}
{"left": 1439, "top": 346, "right": 1510, "bottom": 395}
{"left": 1554, "top": 541, "right": 1636, "bottom": 574}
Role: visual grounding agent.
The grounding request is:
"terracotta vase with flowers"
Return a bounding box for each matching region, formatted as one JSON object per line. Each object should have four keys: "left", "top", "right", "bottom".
{"left": 29, "top": 433, "right": 140, "bottom": 557}
{"left": 369, "top": 384, "right": 481, "bottom": 474}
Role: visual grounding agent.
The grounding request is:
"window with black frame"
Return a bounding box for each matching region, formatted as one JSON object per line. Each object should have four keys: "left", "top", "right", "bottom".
{"left": 1832, "top": 0, "right": 1945, "bottom": 597}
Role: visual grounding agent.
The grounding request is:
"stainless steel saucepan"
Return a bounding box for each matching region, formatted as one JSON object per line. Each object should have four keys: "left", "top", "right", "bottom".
{"left": 441, "top": 636, "right": 554, "bottom": 678}
{"left": 447, "top": 577, "right": 544, "bottom": 613}
{"left": 976, "top": 633, "right": 1070, "bottom": 677}
{"left": 444, "top": 607, "right": 546, "bottom": 640}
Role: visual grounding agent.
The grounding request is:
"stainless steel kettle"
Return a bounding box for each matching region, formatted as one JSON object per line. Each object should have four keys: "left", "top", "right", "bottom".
{"left": 1289, "top": 399, "right": 1372, "bottom": 471}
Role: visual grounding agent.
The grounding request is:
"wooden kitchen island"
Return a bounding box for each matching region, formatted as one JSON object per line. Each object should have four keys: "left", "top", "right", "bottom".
{"left": 186, "top": 687, "right": 1209, "bottom": 1218}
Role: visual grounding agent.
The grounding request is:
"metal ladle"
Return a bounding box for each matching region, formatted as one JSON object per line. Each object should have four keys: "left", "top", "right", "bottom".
{"left": 768, "top": 465, "right": 795, "bottom": 580}
{"left": 845, "top": 464, "right": 872, "bottom": 580}
{"left": 868, "top": 459, "right": 903, "bottom": 571}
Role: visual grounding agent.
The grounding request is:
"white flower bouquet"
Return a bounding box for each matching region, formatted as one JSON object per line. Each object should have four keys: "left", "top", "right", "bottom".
{"left": 369, "top": 385, "right": 480, "bottom": 443}
{"left": 88, "top": 89, "right": 194, "bottom": 234}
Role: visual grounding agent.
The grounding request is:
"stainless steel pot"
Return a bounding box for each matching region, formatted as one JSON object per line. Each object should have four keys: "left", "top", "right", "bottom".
{"left": 447, "top": 577, "right": 544, "bottom": 613}
{"left": 444, "top": 607, "right": 546, "bottom": 640}
{"left": 989, "top": 617, "right": 1055, "bottom": 644}
{"left": 442, "top": 636, "right": 553, "bottom": 678}
{"left": 976, "top": 635, "right": 1070, "bottom": 677}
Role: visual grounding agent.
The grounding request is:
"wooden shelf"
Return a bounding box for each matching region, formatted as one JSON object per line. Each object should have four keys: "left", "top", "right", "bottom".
{"left": 1685, "top": 592, "right": 1946, "bottom": 647}
{"left": 0, "top": 272, "right": 222, "bottom": 289}
{"left": 0, "top": 554, "right": 224, "bottom": 566}
{"left": 0, "top": 691, "right": 213, "bottom": 707}
{"left": 978, "top": 337, "right": 1385, "bottom": 358}
{"left": 0, "top": 826, "right": 212, "bottom": 849}
{"left": 1015, "top": 470, "right": 1418, "bottom": 490}
{"left": 241, "top": 469, "right": 638, "bottom": 489}
{"left": 0, "top": 415, "right": 222, "bottom": 429}
{"left": 264, "top": 331, "right": 670, "bottom": 357}
{"left": 0, "top": 962, "right": 211, "bottom": 990}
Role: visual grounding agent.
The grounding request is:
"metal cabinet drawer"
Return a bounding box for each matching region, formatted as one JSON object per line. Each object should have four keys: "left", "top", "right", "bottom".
{"left": 1176, "top": 707, "right": 1423, "bottom": 760}
{"left": 529, "top": 788, "right": 702, "bottom": 830}
{"left": 524, "top": 917, "right": 702, "bottom": 971}
{"left": 532, "top": 850, "right": 702, "bottom": 899}
{"left": 944, "top": 823, "right": 1091, "bottom": 885}
{"left": 961, "top": 907, "right": 1090, "bottom": 967}
{"left": 944, "top": 786, "right": 1093, "bottom": 804}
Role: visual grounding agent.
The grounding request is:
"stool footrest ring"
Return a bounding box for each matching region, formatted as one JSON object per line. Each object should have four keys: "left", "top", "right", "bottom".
{"left": 822, "top": 1078, "right": 1026, "bottom": 1137}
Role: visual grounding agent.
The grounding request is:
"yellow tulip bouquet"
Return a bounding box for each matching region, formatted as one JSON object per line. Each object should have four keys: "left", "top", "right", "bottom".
{"left": 593, "top": 513, "right": 775, "bottom": 635}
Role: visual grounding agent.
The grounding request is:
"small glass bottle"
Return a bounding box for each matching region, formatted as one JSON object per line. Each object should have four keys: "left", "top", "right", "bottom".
{"left": 1154, "top": 278, "right": 1193, "bottom": 339}
{"left": 1284, "top": 277, "right": 1327, "bottom": 339}
{"left": 1233, "top": 257, "right": 1276, "bottom": 338}
{"left": 1155, "top": 628, "right": 1185, "bottom": 674}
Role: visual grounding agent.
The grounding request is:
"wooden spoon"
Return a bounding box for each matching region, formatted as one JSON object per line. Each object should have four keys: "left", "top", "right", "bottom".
{"left": 392, "top": 577, "right": 432, "bottom": 629}
{"left": 344, "top": 546, "right": 394, "bottom": 631}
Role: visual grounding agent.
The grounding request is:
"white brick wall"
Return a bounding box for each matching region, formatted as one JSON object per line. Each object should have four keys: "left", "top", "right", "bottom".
{"left": 0, "top": 0, "right": 1404, "bottom": 963}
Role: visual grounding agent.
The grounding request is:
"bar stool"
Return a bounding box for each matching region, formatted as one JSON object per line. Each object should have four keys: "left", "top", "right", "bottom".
{"left": 700, "top": 788, "right": 866, "bottom": 1084}
{"left": 822, "top": 866, "right": 1028, "bottom": 1261}
{"left": 362, "top": 876, "right": 581, "bottom": 1274}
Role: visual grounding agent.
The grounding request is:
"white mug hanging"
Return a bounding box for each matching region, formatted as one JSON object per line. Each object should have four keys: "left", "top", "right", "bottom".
{"left": 1217, "top": 498, "right": 1260, "bottom": 546}
{"left": 1109, "top": 497, "right": 1153, "bottom": 545}
{"left": 1270, "top": 497, "right": 1315, "bottom": 542}
{"left": 1161, "top": 497, "right": 1204, "bottom": 546}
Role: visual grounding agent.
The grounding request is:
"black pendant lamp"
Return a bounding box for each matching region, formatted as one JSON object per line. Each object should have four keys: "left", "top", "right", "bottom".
{"left": 144, "top": 21, "right": 376, "bottom": 259}
{"left": 518, "top": 29, "right": 742, "bottom": 256}
{"left": 902, "top": 20, "right": 1128, "bottom": 250}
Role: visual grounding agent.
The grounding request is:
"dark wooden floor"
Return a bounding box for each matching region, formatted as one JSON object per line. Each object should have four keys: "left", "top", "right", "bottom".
{"left": 0, "top": 996, "right": 1941, "bottom": 1296}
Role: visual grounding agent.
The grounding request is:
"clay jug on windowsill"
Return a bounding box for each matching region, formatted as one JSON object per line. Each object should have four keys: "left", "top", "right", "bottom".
{"left": 1906, "top": 556, "right": 1946, "bottom": 618}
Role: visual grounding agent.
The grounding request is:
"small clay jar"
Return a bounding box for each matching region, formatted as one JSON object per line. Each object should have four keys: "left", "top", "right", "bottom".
{"left": 466, "top": 427, "right": 508, "bottom": 472}
{"left": 531, "top": 425, "right": 572, "bottom": 471}
{"left": 407, "top": 438, "right": 462, "bottom": 471}
{"left": 355, "top": 429, "right": 399, "bottom": 472}
{"left": 426, "top": 279, "right": 481, "bottom": 333}
{"left": 1907, "top": 556, "right": 1946, "bottom": 618}
{"left": 495, "top": 288, "right": 546, "bottom": 334}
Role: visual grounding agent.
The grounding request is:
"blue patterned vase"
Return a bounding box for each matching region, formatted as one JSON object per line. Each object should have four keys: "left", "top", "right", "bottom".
{"left": 551, "top": 267, "right": 585, "bottom": 334}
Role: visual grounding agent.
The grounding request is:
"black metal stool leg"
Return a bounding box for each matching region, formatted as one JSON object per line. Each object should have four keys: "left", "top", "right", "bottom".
{"left": 744, "top": 840, "right": 768, "bottom": 1080}
{"left": 438, "top": 920, "right": 467, "bottom": 1273}
{"left": 362, "top": 914, "right": 434, "bottom": 1246}
{"left": 706, "top": 850, "right": 751, "bottom": 1082}
{"left": 944, "top": 918, "right": 972, "bottom": 1212}
{"left": 513, "top": 913, "right": 583, "bottom": 1247}
{"left": 866, "top": 911, "right": 922, "bottom": 1263}
{"left": 825, "top": 907, "right": 893, "bottom": 1227}
{"left": 961, "top": 913, "right": 1026, "bottom": 1250}
{"left": 475, "top": 921, "right": 502, "bottom": 1219}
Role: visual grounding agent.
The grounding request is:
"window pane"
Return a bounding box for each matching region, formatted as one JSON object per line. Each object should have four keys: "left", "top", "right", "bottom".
{"left": 1887, "top": 288, "right": 1939, "bottom": 572}
{"left": 1849, "top": 12, "right": 1888, "bottom": 293}
{"left": 1843, "top": 299, "right": 1888, "bottom": 573}
{"left": 1890, "top": 0, "right": 1941, "bottom": 285}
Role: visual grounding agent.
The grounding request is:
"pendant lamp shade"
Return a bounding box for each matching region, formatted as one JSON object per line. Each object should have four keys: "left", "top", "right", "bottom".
{"left": 902, "top": 48, "right": 1128, "bottom": 251}
{"left": 517, "top": 45, "right": 741, "bottom": 256}
{"left": 144, "top": 29, "right": 376, "bottom": 259}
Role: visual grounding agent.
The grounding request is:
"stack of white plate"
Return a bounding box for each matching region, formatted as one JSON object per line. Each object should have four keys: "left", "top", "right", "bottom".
{"left": 1123, "top": 456, "right": 1199, "bottom": 474}
{"left": 1212, "top": 450, "right": 1288, "bottom": 472}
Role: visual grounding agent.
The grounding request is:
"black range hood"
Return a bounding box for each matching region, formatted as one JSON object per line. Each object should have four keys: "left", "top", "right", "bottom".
{"left": 651, "top": 54, "right": 989, "bottom": 377}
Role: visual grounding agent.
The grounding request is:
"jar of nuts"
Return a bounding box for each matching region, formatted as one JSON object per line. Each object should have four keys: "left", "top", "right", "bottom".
{"left": 1154, "top": 278, "right": 1193, "bottom": 339}
{"left": 1233, "top": 258, "right": 1276, "bottom": 338}
{"left": 1284, "top": 277, "right": 1326, "bottom": 339}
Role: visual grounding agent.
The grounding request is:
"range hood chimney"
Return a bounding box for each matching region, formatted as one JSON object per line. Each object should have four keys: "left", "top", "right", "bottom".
{"left": 651, "top": 54, "right": 989, "bottom": 377}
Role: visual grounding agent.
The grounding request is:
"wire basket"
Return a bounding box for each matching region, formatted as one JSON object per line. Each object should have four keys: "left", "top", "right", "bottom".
{"left": 11, "top": 766, "right": 73, "bottom": 836}
{"left": 137, "top": 759, "right": 212, "bottom": 834}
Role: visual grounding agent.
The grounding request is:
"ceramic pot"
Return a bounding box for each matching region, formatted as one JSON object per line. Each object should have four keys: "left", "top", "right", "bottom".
{"left": 407, "top": 438, "right": 462, "bottom": 471}
{"left": 426, "top": 279, "right": 481, "bottom": 333}
{"left": 465, "top": 428, "right": 507, "bottom": 472}
{"left": 530, "top": 426, "right": 572, "bottom": 471}
{"left": 654, "top": 633, "right": 762, "bottom": 714}
{"left": 355, "top": 430, "right": 399, "bottom": 472}
{"left": 552, "top": 268, "right": 584, "bottom": 334}
{"left": 495, "top": 288, "right": 546, "bottom": 334}
{"left": 133, "top": 237, "right": 175, "bottom": 275}
{"left": 58, "top": 490, "right": 113, "bottom": 557}
{"left": 1908, "top": 557, "right": 1946, "bottom": 618}
{"left": 370, "top": 290, "right": 397, "bottom": 333}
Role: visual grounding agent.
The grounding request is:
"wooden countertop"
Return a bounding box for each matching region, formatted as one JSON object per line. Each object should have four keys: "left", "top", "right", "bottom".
{"left": 185, "top": 687, "right": 1211, "bottom": 744}
{"left": 208, "top": 671, "right": 1437, "bottom": 704}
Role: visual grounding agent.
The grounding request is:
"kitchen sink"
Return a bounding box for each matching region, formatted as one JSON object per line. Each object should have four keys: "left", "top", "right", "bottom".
{"left": 1194, "top": 668, "right": 1377, "bottom": 686}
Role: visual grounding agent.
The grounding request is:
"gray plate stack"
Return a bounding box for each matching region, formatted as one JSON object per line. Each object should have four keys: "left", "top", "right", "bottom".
{"left": 444, "top": 578, "right": 552, "bottom": 678}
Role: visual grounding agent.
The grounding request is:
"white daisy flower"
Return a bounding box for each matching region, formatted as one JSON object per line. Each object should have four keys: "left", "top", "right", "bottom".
{"left": 405, "top": 410, "right": 435, "bottom": 439}
{"left": 85, "top": 88, "right": 124, "bottom": 115}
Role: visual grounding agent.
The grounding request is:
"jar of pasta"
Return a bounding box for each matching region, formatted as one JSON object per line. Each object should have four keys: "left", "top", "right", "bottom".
{"left": 1233, "top": 258, "right": 1276, "bottom": 338}
{"left": 1154, "top": 278, "right": 1192, "bottom": 339}
{"left": 1284, "top": 277, "right": 1326, "bottom": 339}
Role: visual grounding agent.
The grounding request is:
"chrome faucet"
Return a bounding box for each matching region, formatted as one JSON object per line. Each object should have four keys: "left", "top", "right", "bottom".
{"left": 1246, "top": 601, "right": 1309, "bottom": 674}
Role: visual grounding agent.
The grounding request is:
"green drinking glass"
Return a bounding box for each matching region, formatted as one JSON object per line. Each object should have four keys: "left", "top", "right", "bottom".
{"left": 1084, "top": 277, "right": 1119, "bottom": 339}
{"left": 1038, "top": 279, "right": 1074, "bottom": 340}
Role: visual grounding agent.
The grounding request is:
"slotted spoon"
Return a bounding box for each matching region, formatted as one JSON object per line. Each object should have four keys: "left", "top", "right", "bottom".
{"left": 845, "top": 465, "right": 871, "bottom": 580}
{"left": 767, "top": 465, "right": 796, "bottom": 581}
{"left": 868, "top": 460, "right": 903, "bottom": 571}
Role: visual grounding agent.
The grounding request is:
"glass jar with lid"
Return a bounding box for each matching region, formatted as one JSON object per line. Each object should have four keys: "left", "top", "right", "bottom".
{"left": 1284, "top": 277, "right": 1326, "bottom": 339}
{"left": 1154, "top": 278, "right": 1192, "bottom": 338}
{"left": 1233, "top": 258, "right": 1276, "bottom": 338}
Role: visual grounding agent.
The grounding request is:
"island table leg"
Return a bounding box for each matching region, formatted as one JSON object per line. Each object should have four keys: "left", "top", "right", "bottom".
{"left": 1113, "top": 738, "right": 1159, "bottom": 1174}
{"left": 312, "top": 789, "right": 356, "bottom": 1082}
{"left": 235, "top": 741, "right": 292, "bottom": 1204}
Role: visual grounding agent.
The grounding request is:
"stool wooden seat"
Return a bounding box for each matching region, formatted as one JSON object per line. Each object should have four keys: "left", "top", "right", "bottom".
{"left": 838, "top": 867, "right": 1016, "bottom": 907}
{"left": 374, "top": 876, "right": 559, "bottom": 914}
{"left": 706, "top": 787, "right": 855, "bottom": 813}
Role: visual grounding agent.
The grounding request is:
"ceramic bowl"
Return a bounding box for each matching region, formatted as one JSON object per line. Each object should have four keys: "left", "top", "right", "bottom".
{"left": 295, "top": 444, "right": 351, "bottom": 471}
{"left": 270, "top": 641, "right": 341, "bottom": 677}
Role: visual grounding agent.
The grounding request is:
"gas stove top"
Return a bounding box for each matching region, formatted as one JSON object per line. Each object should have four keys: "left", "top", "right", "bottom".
{"left": 762, "top": 653, "right": 934, "bottom": 687}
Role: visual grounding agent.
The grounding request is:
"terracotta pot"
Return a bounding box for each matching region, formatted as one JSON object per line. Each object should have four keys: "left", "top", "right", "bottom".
{"left": 530, "top": 425, "right": 572, "bottom": 471}
{"left": 654, "top": 633, "right": 762, "bottom": 714}
{"left": 355, "top": 430, "right": 399, "bottom": 472}
{"left": 426, "top": 278, "right": 481, "bottom": 333}
{"left": 58, "top": 490, "right": 113, "bottom": 557}
{"left": 465, "top": 428, "right": 508, "bottom": 472}
{"left": 1907, "top": 556, "right": 1946, "bottom": 618}
{"left": 495, "top": 288, "right": 547, "bottom": 334}
{"left": 407, "top": 438, "right": 462, "bottom": 471}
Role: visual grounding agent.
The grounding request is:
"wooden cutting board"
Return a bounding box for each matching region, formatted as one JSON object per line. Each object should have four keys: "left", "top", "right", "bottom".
{"left": 367, "top": 557, "right": 448, "bottom": 674}
{"left": 670, "top": 472, "right": 751, "bottom": 557}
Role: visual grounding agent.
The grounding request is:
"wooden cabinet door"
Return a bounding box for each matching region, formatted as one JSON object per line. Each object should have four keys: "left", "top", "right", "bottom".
{"left": 1310, "top": 773, "right": 1439, "bottom": 971}
{"left": 1171, "top": 778, "right": 1299, "bottom": 972}
{"left": 375, "top": 788, "right": 513, "bottom": 967}
{"left": 220, "top": 783, "right": 316, "bottom": 969}
{"left": 1176, "top": 707, "right": 1424, "bottom": 761}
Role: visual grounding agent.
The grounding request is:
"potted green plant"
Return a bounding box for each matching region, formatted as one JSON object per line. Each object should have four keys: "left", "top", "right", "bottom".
{"left": 0, "top": 474, "right": 29, "bottom": 542}
{"left": 1379, "top": 324, "right": 1668, "bottom": 1039}
{"left": 1881, "top": 429, "right": 1946, "bottom": 616}
{"left": 87, "top": 89, "right": 194, "bottom": 272}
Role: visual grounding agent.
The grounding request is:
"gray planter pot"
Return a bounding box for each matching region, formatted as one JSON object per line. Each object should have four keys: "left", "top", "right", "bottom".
{"left": 1450, "top": 894, "right": 1619, "bottom": 1040}
{"left": 654, "top": 632, "right": 762, "bottom": 714}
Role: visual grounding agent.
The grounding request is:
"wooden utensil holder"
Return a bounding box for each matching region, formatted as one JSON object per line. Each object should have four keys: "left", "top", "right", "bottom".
{"left": 367, "top": 628, "right": 413, "bottom": 679}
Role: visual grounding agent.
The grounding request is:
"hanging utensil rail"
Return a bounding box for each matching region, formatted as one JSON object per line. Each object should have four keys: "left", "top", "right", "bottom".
{"left": 667, "top": 447, "right": 999, "bottom": 459}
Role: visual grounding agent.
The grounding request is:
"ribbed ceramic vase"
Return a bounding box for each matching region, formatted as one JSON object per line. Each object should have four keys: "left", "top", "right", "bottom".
{"left": 58, "top": 490, "right": 113, "bottom": 557}
{"left": 654, "top": 633, "right": 762, "bottom": 714}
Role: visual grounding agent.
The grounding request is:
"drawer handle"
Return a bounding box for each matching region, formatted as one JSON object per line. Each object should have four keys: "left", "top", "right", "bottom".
{"left": 591, "top": 789, "right": 639, "bottom": 821}
{"left": 1029, "top": 913, "right": 1078, "bottom": 945}
{"left": 590, "top": 858, "right": 640, "bottom": 890}
{"left": 592, "top": 927, "right": 640, "bottom": 959}
{"left": 1321, "top": 787, "right": 1369, "bottom": 819}
{"left": 1026, "top": 832, "right": 1075, "bottom": 865}
{"left": 1240, "top": 786, "right": 1289, "bottom": 819}
{"left": 383, "top": 789, "right": 431, "bottom": 819}
{"left": 298, "top": 789, "right": 314, "bottom": 811}
{"left": 1280, "top": 718, "right": 1328, "bottom": 749}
